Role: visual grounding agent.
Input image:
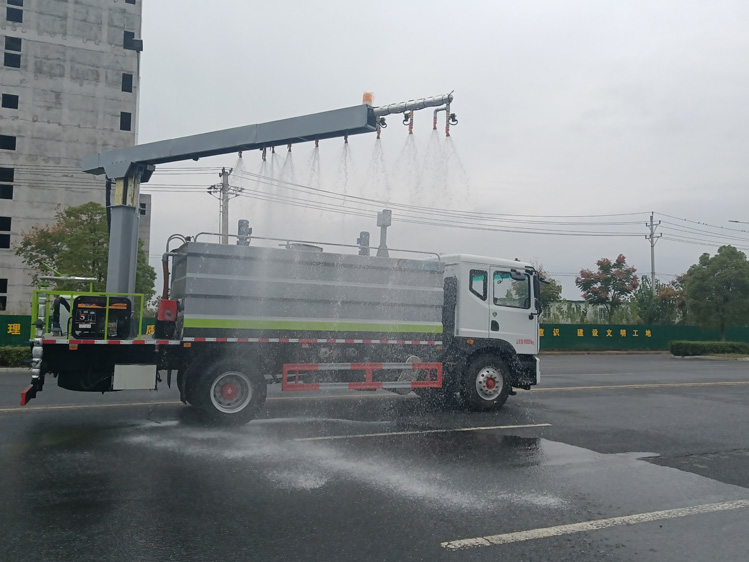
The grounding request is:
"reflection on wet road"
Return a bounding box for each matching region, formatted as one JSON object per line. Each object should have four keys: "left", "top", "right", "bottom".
{"left": 1, "top": 354, "right": 748, "bottom": 561}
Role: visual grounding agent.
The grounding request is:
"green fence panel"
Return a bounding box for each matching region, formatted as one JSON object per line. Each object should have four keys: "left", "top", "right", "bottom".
{"left": 0, "top": 316, "right": 33, "bottom": 347}
{"left": 539, "top": 324, "right": 749, "bottom": 351}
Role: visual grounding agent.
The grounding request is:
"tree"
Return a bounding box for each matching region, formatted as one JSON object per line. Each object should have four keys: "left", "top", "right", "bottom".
{"left": 16, "top": 202, "right": 156, "bottom": 302}
{"left": 632, "top": 276, "right": 680, "bottom": 325}
{"left": 683, "top": 245, "right": 749, "bottom": 340}
{"left": 575, "top": 254, "right": 639, "bottom": 322}
{"left": 671, "top": 273, "right": 689, "bottom": 325}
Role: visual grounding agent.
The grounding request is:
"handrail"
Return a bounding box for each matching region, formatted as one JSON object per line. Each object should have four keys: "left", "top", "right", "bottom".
{"left": 191, "top": 231, "right": 441, "bottom": 261}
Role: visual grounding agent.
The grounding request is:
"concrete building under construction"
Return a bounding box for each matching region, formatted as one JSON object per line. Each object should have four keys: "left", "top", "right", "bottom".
{"left": 0, "top": 0, "right": 148, "bottom": 314}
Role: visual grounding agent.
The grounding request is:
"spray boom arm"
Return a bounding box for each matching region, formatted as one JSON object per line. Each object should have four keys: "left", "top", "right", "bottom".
{"left": 372, "top": 93, "right": 453, "bottom": 117}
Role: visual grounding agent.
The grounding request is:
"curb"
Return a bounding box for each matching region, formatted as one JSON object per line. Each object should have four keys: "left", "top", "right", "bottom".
{"left": 671, "top": 355, "right": 749, "bottom": 361}
{"left": 540, "top": 351, "right": 668, "bottom": 356}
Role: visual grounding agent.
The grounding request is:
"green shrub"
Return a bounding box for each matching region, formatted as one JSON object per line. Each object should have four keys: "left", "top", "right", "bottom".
{"left": 0, "top": 346, "right": 32, "bottom": 367}
{"left": 669, "top": 341, "right": 749, "bottom": 356}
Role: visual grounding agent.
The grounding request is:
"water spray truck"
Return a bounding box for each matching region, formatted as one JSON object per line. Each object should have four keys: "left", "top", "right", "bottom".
{"left": 21, "top": 94, "right": 541, "bottom": 423}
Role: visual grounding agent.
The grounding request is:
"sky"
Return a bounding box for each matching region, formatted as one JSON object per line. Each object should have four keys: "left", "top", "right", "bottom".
{"left": 134, "top": 0, "right": 749, "bottom": 298}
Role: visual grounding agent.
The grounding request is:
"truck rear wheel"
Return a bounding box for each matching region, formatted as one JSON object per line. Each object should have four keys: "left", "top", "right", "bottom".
{"left": 462, "top": 355, "right": 510, "bottom": 411}
{"left": 190, "top": 359, "right": 267, "bottom": 424}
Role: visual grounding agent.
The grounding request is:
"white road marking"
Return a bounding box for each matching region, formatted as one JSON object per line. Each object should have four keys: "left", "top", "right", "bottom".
{"left": 440, "top": 500, "right": 749, "bottom": 551}
{"left": 293, "top": 423, "right": 551, "bottom": 442}
{"left": 0, "top": 401, "right": 181, "bottom": 413}
{"left": 533, "top": 381, "right": 749, "bottom": 392}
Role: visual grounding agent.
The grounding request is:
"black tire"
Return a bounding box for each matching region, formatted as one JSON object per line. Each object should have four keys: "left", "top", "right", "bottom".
{"left": 188, "top": 359, "right": 267, "bottom": 425}
{"left": 461, "top": 355, "right": 510, "bottom": 411}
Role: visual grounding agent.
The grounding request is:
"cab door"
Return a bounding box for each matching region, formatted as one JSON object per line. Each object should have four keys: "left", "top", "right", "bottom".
{"left": 489, "top": 268, "right": 539, "bottom": 354}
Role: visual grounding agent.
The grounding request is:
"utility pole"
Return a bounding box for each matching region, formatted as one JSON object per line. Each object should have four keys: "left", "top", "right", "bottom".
{"left": 208, "top": 167, "right": 243, "bottom": 244}
{"left": 646, "top": 212, "right": 662, "bottom": 295}
{"left": 220, "top": 167, "right": 231, "bottom": 245}
{"left": 376, "top": 210, "right": 392, "bottom": 257}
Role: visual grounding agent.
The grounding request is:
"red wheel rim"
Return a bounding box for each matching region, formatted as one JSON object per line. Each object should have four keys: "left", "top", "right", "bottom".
{"left": 222, "top": 383, "right": 238, "bottom": 400}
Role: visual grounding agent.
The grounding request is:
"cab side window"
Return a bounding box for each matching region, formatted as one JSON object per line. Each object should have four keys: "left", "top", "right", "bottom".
{"left": 469, "top": 269, "right": 487, "bottom": 301}
{"left": 493, "top": 271, "right": 531, "bottom": 309}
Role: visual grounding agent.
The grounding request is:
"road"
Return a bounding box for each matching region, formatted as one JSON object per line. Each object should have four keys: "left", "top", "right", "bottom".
{"left": 1, "top": 354, "right": 748, "bottom": 561}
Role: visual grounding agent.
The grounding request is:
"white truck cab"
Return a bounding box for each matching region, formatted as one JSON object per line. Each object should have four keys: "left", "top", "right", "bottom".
{"left": 442, "top": 255, "right": 540, "bottom": 356}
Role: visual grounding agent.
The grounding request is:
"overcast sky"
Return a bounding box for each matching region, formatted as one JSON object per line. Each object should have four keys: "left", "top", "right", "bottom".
{"left": 135, "top": 0, "right": 749, "bottom": 298}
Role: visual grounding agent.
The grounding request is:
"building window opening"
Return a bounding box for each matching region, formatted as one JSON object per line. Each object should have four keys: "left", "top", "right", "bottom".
{"left": 0, "top": 167, "right": 14, "bottom": 182}
{"left": 119, "top": 112, "right": 132, "bottom": 131}
{"left": 0, "top": 135, "right": 17, "bottom": 150}
{"left": 0, "top": 166, "right": 12, "bottom": 199}
{"left": 4, "top": 52, "right": 21, "bottom": 68}
{"left": 121, "top": 73, "right": 133, "bottom": 93}
{"left": 0, "top": 216, "right": 10, "bottom": 250}
{"left": 5, "top": 36, "right": 21, "bottom": 52}
{"left": 6, "top": 7, "right": 23, "bottom": 23}
{"left": 0, "top": 278, "right": 7, "bottom": 312}
{"left": 2, "top": 94, "right": 19, "bottom": 109}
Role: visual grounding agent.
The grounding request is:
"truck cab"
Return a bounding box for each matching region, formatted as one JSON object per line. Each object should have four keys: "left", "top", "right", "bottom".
{"left": 437, "top": 255, "right": 541, "bottom": 409}
{"left": 443, "top": 255, "right": 540, "bottom": 355}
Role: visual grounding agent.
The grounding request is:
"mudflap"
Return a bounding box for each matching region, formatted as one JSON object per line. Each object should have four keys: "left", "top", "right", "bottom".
{"left": 21, "top": 377, "right": 43, "bottom": 406}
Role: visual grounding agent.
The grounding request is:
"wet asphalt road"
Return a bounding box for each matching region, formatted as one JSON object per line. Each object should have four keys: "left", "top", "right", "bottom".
{"left": 1, "top": 354, "right": 748, "bottom": 561}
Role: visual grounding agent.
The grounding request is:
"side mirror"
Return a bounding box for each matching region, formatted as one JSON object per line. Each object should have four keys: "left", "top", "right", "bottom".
{"left": 533, "top": 276, "right": 542, "bottom": 315}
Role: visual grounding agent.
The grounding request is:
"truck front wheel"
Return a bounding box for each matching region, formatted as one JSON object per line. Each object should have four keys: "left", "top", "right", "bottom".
{"left": 190, "top": 359, "right": 267, "bottom": 424}
{"left": 462, "top": 355, "right": 510, "bottom": 411}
